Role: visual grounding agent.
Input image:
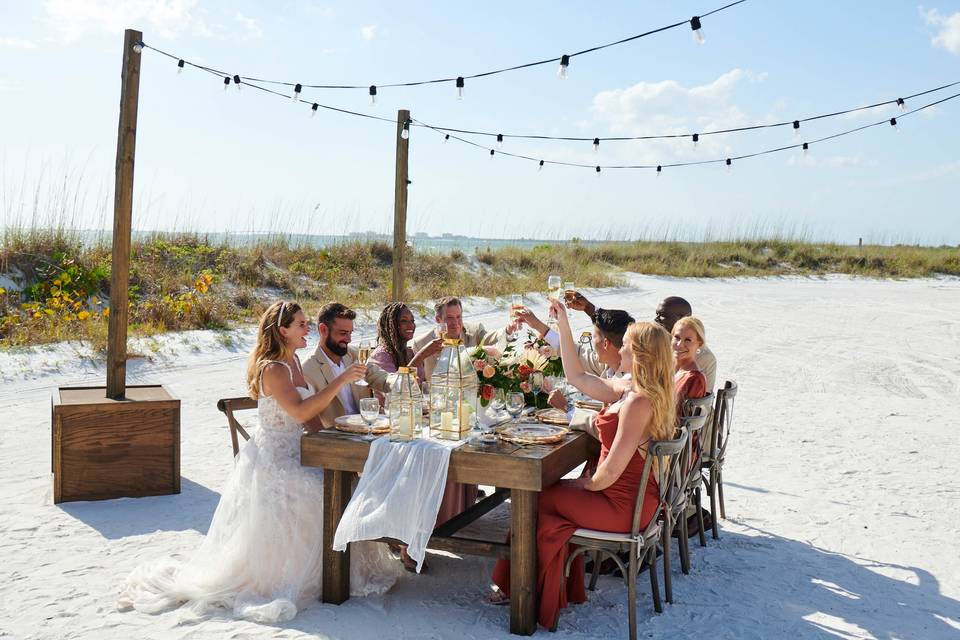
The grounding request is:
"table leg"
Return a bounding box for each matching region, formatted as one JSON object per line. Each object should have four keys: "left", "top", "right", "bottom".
{"left": 510, "top": 489, "right": 538, "bottom": 635}
{"left": 322, "top": 469, "right": 352, "bottom": 604}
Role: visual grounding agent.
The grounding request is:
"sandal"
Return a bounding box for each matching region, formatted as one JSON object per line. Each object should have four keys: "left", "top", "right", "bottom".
{"left": 400, "top": 548, "right": 428, "bottom": 573}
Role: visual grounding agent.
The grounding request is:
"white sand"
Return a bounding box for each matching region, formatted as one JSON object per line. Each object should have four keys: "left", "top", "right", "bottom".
{"left": 1, "top": 275, "right": 959, "bottom": 639}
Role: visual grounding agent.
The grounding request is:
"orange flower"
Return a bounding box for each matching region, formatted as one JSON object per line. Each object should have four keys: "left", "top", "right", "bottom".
{"left": 482, "top": 365, "right": 496, "bottom": 378}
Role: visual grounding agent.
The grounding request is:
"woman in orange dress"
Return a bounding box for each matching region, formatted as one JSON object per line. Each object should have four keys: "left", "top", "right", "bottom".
{"left": 490, "top": 300, "right": 676, "bottom": 630}
{"left": 672, "top": 316, "right": 709, "bottom": 469}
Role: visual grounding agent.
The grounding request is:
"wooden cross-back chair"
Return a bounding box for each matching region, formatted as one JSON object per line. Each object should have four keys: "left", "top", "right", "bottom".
{"left": 703, "top": 380, "right": 738, "bottom": 539}
{"left": 216, "top": 396, "right": 257, "bottom": 457}
{"left": 563, "top": 431, "right": 687, "bottom": 640}
{"left": 683, "top": 393, "right": 715, "bottom": 549}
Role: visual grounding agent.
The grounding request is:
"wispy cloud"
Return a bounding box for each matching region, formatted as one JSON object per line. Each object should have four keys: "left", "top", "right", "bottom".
{"left": 0, "top": 36, "right": 39, "bottom": 49}
{"left": 43, "top": 0, "right": 211, "bottom": 43}
{"left": 924, "top": 8, "right": 960, "bottom": 54}
{"left": 234, "top": 12, "right": 263, "bottom": 39}
{"left": 360, "top": 24, "right": 378, "bottom": 41}
{"left": 0, "top": 77, "right": 25, "bottom": 92}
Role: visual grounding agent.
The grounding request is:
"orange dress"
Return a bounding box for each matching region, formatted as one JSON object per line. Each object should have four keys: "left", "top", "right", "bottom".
{"left": 492, "top": 406, "right": 659, "bottom": 629}
{"left": 676, "top": 369, "right": 707, "bottom": 464}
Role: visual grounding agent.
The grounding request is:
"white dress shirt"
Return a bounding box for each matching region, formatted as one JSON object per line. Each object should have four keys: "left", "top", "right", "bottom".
{"left": 318, "top": 347, "right": 360, "bottom": 415}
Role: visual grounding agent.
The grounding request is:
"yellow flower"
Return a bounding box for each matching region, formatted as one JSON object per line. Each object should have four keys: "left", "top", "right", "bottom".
{"left": 77, "top": 310, "right": 90, "bottom": 320}
{"left": 91, "top": 295, "right": 99, "bottom": 305}
{"left": 53, "top": 279, "right": 62, "bottom": 286}
{"left": 103, "top": 308, "right": 110, "bottom": 318}
{"left": 0, "top": 287, "right": 5, "bottom": 295}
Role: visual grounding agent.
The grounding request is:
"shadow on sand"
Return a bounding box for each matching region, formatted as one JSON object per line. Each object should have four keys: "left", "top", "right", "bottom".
{"left": 58, "top": 476, "right": 220, "bottom": 538}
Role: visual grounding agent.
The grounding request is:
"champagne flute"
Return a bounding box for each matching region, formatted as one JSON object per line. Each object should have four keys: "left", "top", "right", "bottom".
{"left": 506, "top": 392, "right": 525, "bottom": 425}
{"left": 359, "top": 397, "right": 380, "bottom": 440}
{"left": 547, "top": 275, "right": 562, "bottom": 325}
{"left": 563, "top": 282, "right": 576, "bottom": 304}
{"left": 355, "top": 340, "right": 372, "bottom": 386}
{"left": 436, "top": 321, "right": 448, "bottom": 340}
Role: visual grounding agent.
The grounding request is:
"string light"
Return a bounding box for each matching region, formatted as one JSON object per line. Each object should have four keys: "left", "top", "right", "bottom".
{"left": 890, "top": 117, "right": 899, "bottom": 131}
{"left": 369, "top": 85, "right": 377, "bottom": 105}
{"left": 311, "top": 102, "right": 319, "bottom": 117}
{"left": 725, "top": 158, "right": 732, "bottom": 172}
{"left": 657, "top": 165, "right": 662, "bottom": 175}
{"left": 444, "top": 134, "right": 450, "bottom": 143}
{"left": 792, "top": 120, "right": 800, "bottom": 137}
{"left": 538, "top": 160, "right": 545, "bottom": 171}
{"left": 593, "top": 137, "right": 600, "bottom": 153}
{"left": 401, "top": 119, "right": 410, "bottom": 139}
{"left": 802, "top": 142, "right": 809, "bottom": 155}
{"left": 223, "top": 76, "right": 231, "bottom": 91}
{"left": 690, "top": 16, "right": 705, "bottom": 44}
{"left": 132, "top": 41, "right": 143, "bottom": 53}
{"left": 897, "top": 98, "right": 906, "bottom": 112}
{"left": 558, "top": 54, "right": 570, "bottom": 80}
{"left": 595, "top": 166, "right": 601, "bottom": 175}
{"left": 489, "top": 149, "right": 495, "bottom": 158}
{"left": 177, "top": 59, "right": 185, "bottom": 74}
{"left": 692, "top": 133, "right": 700, "bottom": 147}
{"left": 456, "top": 76, "right": 464, "bottom": 99}
{"left": 293, "top": 83, "right": 302, "bottom": 101}
{"left": 497, "top": 134, "right": 504, "bottom": 149}
{"left": 233, "top": 74, "right": 241, "bottom": 91}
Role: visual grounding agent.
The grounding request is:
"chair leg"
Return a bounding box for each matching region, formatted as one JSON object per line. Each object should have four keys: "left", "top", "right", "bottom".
{"left": 628, "top": 552, "right": 637, "bottom": 640}
{"left": 709, "top": 468, "right": 720, "bottom": 540}
{"left": 648, "top": 546, "right": 662, "bottom": 614}
{"left": 679, "top": 513, "right": 690, "bottom": 575}
{"left": 662, "top": 514, "right": 673, "bottom": 604}
{"left": 695, "top": 488, "right": 707, "bottom": 548}
{"left": 718, "top": 468, "right": 727, "bottom": 520}
{"left": 588, "top": 550, "right": 600, "bottom": 591}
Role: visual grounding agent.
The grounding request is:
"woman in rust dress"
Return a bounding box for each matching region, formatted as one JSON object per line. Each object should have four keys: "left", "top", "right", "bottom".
{"left": 490, "top": 300, "right": 676, "bottom": 630}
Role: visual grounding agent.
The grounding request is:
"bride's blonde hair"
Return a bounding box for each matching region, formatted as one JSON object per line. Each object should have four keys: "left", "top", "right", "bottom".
{"left": 247, "top": 301, "right": 302, "bottom": 399}
{"left": 627, "top": 322, "right": 676, "bottom": 445}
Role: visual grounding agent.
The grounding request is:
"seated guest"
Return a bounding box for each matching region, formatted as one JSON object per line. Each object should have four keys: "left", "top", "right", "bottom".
{"left": 489, "top": 299, "right": 675, "bottom": 630}
{"left": 410, "top": 296, "right": 510, "bottom": 380}
{"left": 672, "top": 316, "right": 708, "bottom": 415}
{"left": 571, "top": 292, "right": 718, "bottom": 390}
{"left": 369, "top": 301, "right": 476, "bottom": 554}
{"left": 301, "top": 302, "right": 396, "bottom": 429}
{"left": 367, "top": 302, "right": 443, "bottom": 399}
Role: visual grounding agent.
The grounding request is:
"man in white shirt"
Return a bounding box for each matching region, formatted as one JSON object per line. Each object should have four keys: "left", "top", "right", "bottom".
{"left": 302, "top": 302, "right": 394, "bottom": 429}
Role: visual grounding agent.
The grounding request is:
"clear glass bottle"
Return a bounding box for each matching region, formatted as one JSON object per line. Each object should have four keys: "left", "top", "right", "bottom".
{"left": 387, "top": 366, "right": 422, "bottom": 441}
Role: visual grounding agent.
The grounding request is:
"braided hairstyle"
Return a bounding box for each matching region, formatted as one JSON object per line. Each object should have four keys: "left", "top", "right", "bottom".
{"left": 376, "top": 301, "right": 411, "bottom": 368}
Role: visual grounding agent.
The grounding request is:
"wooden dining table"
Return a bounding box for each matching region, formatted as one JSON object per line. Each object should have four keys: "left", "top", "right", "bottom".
{"left": 301, "top": 427, "right": 597, "bottom": 635}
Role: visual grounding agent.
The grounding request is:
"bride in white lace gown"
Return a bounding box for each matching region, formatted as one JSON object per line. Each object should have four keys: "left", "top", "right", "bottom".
{"left": 119, "top": 301, "right": 400, "bottom": 623}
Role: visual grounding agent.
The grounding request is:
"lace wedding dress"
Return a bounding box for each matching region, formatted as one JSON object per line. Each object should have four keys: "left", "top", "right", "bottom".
{"left": 118, "top": 360, "right": 400, "bottom": 623}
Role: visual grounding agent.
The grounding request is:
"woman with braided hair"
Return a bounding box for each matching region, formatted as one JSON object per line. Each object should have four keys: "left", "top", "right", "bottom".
{"left": 367, "top": 302, "right": 443, "bottom": 402}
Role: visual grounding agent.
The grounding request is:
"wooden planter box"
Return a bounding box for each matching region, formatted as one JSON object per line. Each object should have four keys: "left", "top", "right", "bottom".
{"left": 51, "top": 385, "right": 180, "bottom": 504}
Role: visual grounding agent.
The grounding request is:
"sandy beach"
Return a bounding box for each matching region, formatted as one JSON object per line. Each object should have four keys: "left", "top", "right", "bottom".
{"left": 2, "top": 274, "right": 959, "bottom": 639}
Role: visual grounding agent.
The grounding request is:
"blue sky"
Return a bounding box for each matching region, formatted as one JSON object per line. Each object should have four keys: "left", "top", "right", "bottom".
{"left": 1, "top": 0, "right": 959, "bottom": 244}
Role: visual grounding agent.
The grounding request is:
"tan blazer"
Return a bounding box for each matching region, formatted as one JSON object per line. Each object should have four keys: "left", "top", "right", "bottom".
{"left": 301, "top": 344, "right": 394, "bottom": 429}
{"left": 696, "top": 344, "right": 718, "bottom": 392}
{"left": 409, "top": 321, "right": 507, "bottom": 381}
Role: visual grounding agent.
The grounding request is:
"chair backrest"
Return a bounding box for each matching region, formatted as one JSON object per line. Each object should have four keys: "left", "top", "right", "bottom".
{"left": 631, "top": 431, "right": 687, "bottom": 538}
{"left": 712, "top": 381, "right": 738, "bottom": 464}
{"left": 683, "top": 392, "right": 714, "bottom": 420}
{"left": 216, "top": 396, "right": 257, "bottom": 457}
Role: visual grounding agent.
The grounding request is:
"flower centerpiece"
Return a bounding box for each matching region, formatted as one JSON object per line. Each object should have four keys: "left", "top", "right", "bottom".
{"left": 469, "top": 332, "right": 564, "bottom": 409}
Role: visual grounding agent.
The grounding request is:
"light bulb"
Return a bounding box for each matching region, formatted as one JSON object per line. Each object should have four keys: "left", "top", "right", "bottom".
{"left": 802, "top": 142, "right": 809, "bottom": 156}
{"left": 692, "top": 133, "right": 699, "bottom": 148}
{"left": 311, "top": 103, "right": 319, "bottom": 117}
{"left": 456, "top": 76, "right": 464, "bottom": 100}
{"left": 293, "top": 83, "right": 301, "bottom": 101}
{"left": 890, "top": 117, "right": 899, "bottom": 132}
{"left": 538, "top": 160, "right": 544, "bottom": 172}
{"left": 444, "top": 134, "right": 450, "bottom": 143}
{"left": 369, "top": 85, "right": 377, "bottom": 105}
{"left": 725, "top": 158, "right": 732, "bottom": 173}
{"left": 595, "top": 166, "right": 601, "bottom": 176}
{"left": 177, "top": 59, "right": 185, "bottom": 74}
{"left": 897, "top": 98, "right": 906, "bottom": 112}
{"left": 223, "top": 76, "right": 231, "bottom": 91}
{"left": 656, "top": 165, "right": 662, "bottom": 176}
{"left": 401, "top": 120, "right": 410, "bottom": 140}
{"left": 558, "top": 54, "right": 570, "bottom": 79}
{"left": 690, "top": 17, "right": 704, "bottom": 44}
{"left": 496, "top": 134, "right": 504, "bottom": 149}
{"left": 489, "top": 149, "right": 495, "bottom": 159}
{"left": 132, "top": 42, "right": 143, "bottom": 54}
{"left": 793, "top": 120, "right": 800, "bottom": 138}
{"left": 233, "top": 75, "right": 241, "bottom": 92}
{"left": 593, "top": 138, "right": 600, "bottom": 154}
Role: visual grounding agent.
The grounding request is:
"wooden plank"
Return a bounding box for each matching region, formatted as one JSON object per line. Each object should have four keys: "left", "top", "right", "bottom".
{"left": 322, "top": 469, "right": 352, "bottom": 604}
{"left": 433, "top": 488, "right": 509, "bottom": 537}
{"left": 376, "top": 535, "right": 510, "bottom": 560}
{"left": 59, "top": 385, "right": 176, "bottom": 405}
{"left": 511, "top": 489, "right": 538, "bottom": 635}
{"left": 106, "top": 28, "right": 143, "bottom": 399}
{"left": 391, "top": 109, "right": 410, "bottom": 302}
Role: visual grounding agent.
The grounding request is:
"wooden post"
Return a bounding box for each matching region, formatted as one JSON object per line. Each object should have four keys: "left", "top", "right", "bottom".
{"left": 106, "top": 28, "right": 142, "bottom": 399}
{"left": 391, "top": 109, "right": 410, "bottom": 302}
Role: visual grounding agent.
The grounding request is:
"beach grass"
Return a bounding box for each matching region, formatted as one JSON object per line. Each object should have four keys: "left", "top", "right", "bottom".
{"left": 2, "top": 225, "right": 959, "bottom": 348}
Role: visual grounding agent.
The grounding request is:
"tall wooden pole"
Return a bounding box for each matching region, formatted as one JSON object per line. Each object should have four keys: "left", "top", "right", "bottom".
{"left": 106, "top": 29, "right": 142, "bottom": 399}
{"left": 391, "top": 109, "right": 410, "bottom": 302}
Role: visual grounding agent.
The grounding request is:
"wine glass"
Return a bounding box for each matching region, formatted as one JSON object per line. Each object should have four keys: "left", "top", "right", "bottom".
{"left": 355, "top": 340, "right": 372, "bottom": 386}
{"left": 563, "top": 282, "right": 575, "bottom": 304}
{"left": 359, "top": 397, "right": 380, "bottom": 440}
{"left": 491, "top": 388, "right": 506, "bottom": 413}
{"left": 506, "top": 392, "right": 525, "bottom": 425}
{"left": 529, "top": 371, "right": 544, "bottom": 397}
{"left": 436, "top": 321, "right": 448, "bottom": 340}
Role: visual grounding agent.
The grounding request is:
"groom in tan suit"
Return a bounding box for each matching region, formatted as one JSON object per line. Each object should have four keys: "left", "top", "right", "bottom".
{"left": 409, "top": 296, "right": 509, "bottom": 380}
{"left": 302, "top": 302, "right": 394, "bottom": 429}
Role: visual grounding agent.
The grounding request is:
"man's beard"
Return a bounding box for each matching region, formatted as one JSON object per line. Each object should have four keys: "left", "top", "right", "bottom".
{"left": 326, "top": 335, "right": 349, "bottom": 357}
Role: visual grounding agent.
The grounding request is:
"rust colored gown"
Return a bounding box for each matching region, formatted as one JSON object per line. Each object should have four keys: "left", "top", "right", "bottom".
{"left": 491, "top": 406, "right": 660, "bottom": 629}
